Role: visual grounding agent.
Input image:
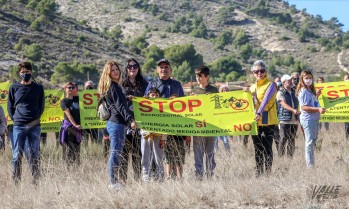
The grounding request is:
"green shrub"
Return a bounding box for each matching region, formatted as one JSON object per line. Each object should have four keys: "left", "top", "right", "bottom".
{"left": 217, "top": 6, "right": 235, "bottom": 25}
{"left": 124, "top": 16, "right": 133, "bottom": 22}
{"left": 307, "top": 46, "right": 317, "bottom": 53}
{"left": 31, "top": 17, "right": 42, "bottom": 30}
{"left": 279, "top": 36, "right": 290, "bottom": 41}
{"left": 209, "top": 55, "right": 243, "bottom": 82}
{"left": 109, "top": 25, "right": 123, "bottom": 40}
{"left": 233, "top": 28, "right": 249, "bottom": 47}
{"left": 214, "top": 30, "right": 233, "bottom": 49}
{"left": 24, "top": 44, "right": 42, "bottom": 61}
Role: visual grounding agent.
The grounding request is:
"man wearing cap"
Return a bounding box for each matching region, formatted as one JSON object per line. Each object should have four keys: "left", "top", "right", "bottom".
{"left": 145, "top": 59, "right": 184, "bottom": 98}
{"left": 141, "top": 58, "right": 186, "bottom": 181}
{"left": 276, "top": 74, "right": 300, "bottom": 157}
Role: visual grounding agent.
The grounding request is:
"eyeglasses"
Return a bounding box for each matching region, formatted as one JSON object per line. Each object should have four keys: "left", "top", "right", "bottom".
{"left": 127, "top": 64, "right": 139, "bottom": 69}
{"left": 253, "top": 69, "right": 266, "bottom": 74}
{"left": 67, "top": 86, "right": 75, "bottom": 90}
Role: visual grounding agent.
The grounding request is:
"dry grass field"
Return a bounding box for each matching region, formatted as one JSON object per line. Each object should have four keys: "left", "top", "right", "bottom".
{"left": 0, "top": 125, "right": 348, "bottom": 209}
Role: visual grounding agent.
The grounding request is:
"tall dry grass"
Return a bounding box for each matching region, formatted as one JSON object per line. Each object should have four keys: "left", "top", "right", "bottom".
{"left": 0, "top": 125, "right": 348, "bottom": 209}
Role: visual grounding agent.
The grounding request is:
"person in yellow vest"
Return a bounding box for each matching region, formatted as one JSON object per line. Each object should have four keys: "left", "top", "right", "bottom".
{"left": 244, "top": 60, "right": 279, "bottom": 177}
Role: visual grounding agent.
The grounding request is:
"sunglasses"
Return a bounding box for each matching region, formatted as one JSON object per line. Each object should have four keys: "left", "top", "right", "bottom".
{"left": 127, "top": 64, "right": 139, "bottom": 69}
{"left": 253, "top": 69, "right": 266, "bottom": 74}
{"left": 67, "top": 86, "right": 75, "bottom": 90}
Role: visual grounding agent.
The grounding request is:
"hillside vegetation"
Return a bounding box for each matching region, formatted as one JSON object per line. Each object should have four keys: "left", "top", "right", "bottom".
{"left": 1, "top": 0, "right": 349, "bottom": 86}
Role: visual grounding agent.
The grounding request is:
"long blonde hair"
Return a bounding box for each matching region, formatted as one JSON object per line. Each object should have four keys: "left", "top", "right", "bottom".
{"left": 98, "top": 61, "right": 121, "bottom": 96}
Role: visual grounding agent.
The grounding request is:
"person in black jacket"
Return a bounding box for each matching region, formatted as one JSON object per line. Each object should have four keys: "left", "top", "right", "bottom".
{"left": 7, "top": 62, "right": 45, "bottom": 184}
{"left": 119, "top": 58, "right": 148, "bottom": 184}
{"left": 98, "top": 60, "right": 136, "bottom": 190}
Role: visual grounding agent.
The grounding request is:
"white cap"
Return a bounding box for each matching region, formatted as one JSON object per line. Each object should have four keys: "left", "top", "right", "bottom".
{"left": 281, "top": 74, "right": 292, "bottom": 83}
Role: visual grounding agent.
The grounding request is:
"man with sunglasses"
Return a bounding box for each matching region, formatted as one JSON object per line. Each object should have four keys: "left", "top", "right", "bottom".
{"left": 7, "top": 62, "right": 45, "bottom": 184}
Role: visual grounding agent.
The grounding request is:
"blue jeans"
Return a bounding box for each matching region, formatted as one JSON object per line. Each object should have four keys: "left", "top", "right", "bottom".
{"left": 106, "top": 121, "right": 125, "bottom": 184}
{"left": 215, "top": 136, "right": 230, "bottom": 152}
{"left": 300, "top": 120, "right": 319, "bottom": 167}
{"left": 193, "top": 136, "right": 216, "bottom": 179}
{"left": 12, "top": 125, "right": 41, "bottom": 182}
{"left": 141, "top": 136, "right": 164, "bottom": 181}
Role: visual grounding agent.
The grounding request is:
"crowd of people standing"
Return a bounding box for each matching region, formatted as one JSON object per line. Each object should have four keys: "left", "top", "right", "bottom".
{"left": 1, "top": 58, "right": 347, "bottom": 190}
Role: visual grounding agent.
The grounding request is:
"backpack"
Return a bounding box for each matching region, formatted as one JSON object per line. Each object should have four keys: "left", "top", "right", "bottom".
{"left": 97, "top": 95, "right": 111, "bottom": 121}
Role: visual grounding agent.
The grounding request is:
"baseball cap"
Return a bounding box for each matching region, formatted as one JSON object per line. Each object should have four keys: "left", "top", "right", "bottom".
{"left": 281, "top": 74, "right": 292, "bottom": 83}
{"left": 157, "top": 58, "right": 170, "bottom": 66}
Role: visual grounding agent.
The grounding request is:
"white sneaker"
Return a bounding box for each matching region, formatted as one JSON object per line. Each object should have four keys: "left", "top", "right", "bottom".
{"left": 143, "top": 175, "right": 150, "bottom": 182}
{"left": 108, "top": 182, "right": 124, "bottom": 191}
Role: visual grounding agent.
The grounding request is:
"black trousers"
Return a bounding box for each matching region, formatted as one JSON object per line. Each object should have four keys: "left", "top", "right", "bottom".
{"left": 63, "top": 127, "right": 81, "bottom": 167}
{"left": 119, "top": 134, "right": 142, "bottom": 182}
{"left": 252, "top": 125, "right": 279, "bottom": 176}
{"left": 278, "top": 124, "right": 298, "bottom": 157}
{"left": 83, "top": 128, "right": 98, "bottom": 144}
{"left": 345, "top": 123, "right": 349, "bottom": 140}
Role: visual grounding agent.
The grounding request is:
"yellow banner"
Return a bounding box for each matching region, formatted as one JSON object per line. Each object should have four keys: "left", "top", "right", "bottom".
{"left": 0, "top": 82, "right": 13, "bottom": 124}
{"left": 0, "top": 82, "right": 105, "bottom": 129}
{"left": 79, "top": 90, "right": 106, "bottom": 129}
{"left": 41, "top": 122, "right": 61, "bottom": 133}
{"left": 321, "top": 85, "right": 349, "bottom": 122}
{"left": 133, "top": 91, "right": 258, "bottom": 136}
{"left": 315, "top": 81, "right": 349, "bottom": 122}
{"left": 40, "top": 90, "right": 65, "bottom": 124}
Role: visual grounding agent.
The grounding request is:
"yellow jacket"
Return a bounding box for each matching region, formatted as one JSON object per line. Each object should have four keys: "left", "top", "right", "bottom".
{"left": 250, "top": 77, "right": 278, "bottom": 126}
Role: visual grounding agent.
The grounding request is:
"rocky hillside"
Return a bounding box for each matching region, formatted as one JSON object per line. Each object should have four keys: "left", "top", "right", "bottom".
{"left": 0, "top": 0, "right": 141, "bottom": 85}
{"left": 1, "top": 0, "right": 349, "bottom": 84}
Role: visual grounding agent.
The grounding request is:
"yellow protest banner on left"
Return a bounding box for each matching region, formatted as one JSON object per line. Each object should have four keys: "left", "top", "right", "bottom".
{"left": 41, "top": 122, "right": 61, "bottom": 133}
{"left": 0, "top": 82, "right": 12, "bottom": 124}
{"left": 133, "top": 91, "right": 257, "bottom": 136}
{"left": 40, "top": 90, "right": 65, "bottom": 124}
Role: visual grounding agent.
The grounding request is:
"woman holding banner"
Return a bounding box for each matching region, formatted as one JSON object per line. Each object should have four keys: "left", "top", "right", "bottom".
{"left": 98, "top": 61, "right": 136, "bottom": 190}
{"left": 59, "top": 82, "right": 82, "bottom": 168}
{"left": 119, "top": 58, "right": 148, "bottom": 183}
{"left": 244, "top": 60, "right": 279, "bottom": 177}
{"left": 296, "top": 70, "right": 326, "bottom": 168}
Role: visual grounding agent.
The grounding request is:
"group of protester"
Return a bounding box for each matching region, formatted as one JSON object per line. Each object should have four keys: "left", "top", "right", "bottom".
{"left": 1, "top": 58, "right": 346, "bottom": 190}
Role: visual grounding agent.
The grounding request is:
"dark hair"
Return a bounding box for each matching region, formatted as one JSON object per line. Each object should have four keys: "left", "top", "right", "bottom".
{"left": 317, "top": 77, "right": 324, "bottom": 82}
{"left": 18, "top": 62, "right": 32, "bottom": 72}
{"left": 195, "top": 66, "right": 210, "bottom": 76}
{"left": 122, "top": 58, "right": 144, "bottom": 90}
{"left": 147, "top": 87, "right": 160, "bottom": 96}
